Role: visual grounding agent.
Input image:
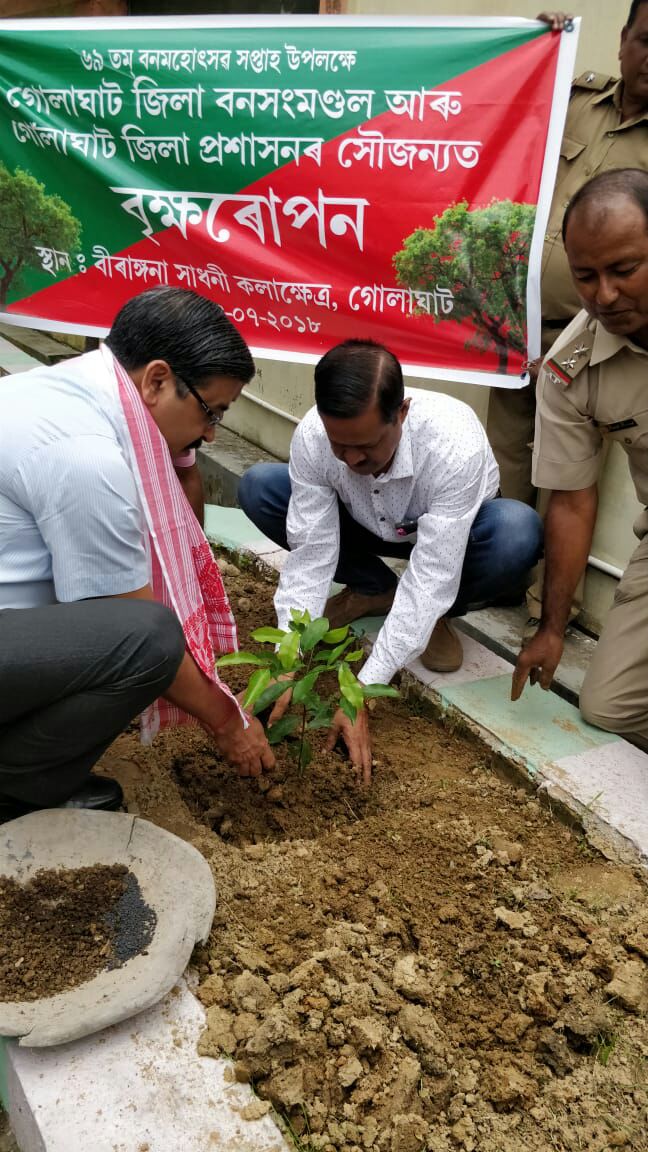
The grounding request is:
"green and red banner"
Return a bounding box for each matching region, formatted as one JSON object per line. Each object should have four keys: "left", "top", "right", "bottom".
{"left": 0, "top": 15, "right": 578, "bottom": 386}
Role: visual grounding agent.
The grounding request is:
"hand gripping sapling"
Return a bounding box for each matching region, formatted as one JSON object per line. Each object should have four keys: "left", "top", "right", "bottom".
{"left": 217, "top": 609, "right": 398, "bottom": 772}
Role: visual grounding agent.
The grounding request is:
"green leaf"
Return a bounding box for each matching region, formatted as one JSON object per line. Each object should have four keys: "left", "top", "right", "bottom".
{"left": 306, "top": 699, "right": 334, "bottom": 729}
{"left": 252, "top": 680, "right": 293, "bottom": 715}
{"left": 0, "top": 167, "right": 82, "bottom": 292}
{"left": 306, "top": 711, "right": 334, "bottom": 731}
{"left": 339, "top": 696, "right": 358, "bottom": 725}
{"left": 338, "top": 662, "right": 364, "bottom": 710}
{"left": 300, "top": 616, "right": 331, "bottom": 652}
{"left": 298, "top": 740, "right": 313, "bottom": 771}
{"left": 277, "top": 629, "right": 301, "bottom": 671}
{"left": 267, "top": 654, "right": 299, "bottom": 679}
{"left": 322, "top": 626, "right": 349, "bottom": 644}
{"left": 345, "top": 649, "right": 364, "bottom": 663}
{"left": 216, "top": 651, "right": 269, "bottom": 668}
{"left": 290, "top": 607, "right": 311, "bottom": 624}
{"left": 250, "top": 626, "right": 286, "bottom": 645}
{"left": 243, "top": 667, "right": 272, "bottom": 710}
{"left": 324, "top": 638, "right": 354, "bottom": 666}
{"left": 292, "top": 668, "right": 324, "bottom": 704}
{"left": 267, "top": 714, "right": 300, "bottom": 744}
{"left": 361, "top": 684, "right": 400, "bottom": 699}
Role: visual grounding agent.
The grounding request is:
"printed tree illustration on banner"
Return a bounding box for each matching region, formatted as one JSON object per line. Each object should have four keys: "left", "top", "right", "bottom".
{"left": 0, "top": 164, "right": 81, "bottom": 309}
{"left": 393, "top": 200, "right": 536, "bottom": 373}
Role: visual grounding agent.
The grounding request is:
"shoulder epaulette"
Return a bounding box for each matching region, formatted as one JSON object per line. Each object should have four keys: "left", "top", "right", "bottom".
{"left": 572, "top": 71, "right": 616, "bottom": 92}
{"left": 544, "top": 328, "right": 594, "bottom": 389}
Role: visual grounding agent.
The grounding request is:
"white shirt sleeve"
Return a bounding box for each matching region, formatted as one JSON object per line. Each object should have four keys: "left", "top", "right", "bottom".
{"left": 274, "top": 425, "right": 340, "bottom": 632}
{"left": 13, "top": 435, "right": 149, "bottom": 601}
{"left": 359, "top": 450, "right": 489, "bottom": 685}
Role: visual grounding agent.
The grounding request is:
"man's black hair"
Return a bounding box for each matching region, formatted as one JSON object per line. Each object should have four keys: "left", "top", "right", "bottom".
{"left": 627, "top": 0, "right": 648, "bottom": 28}
{"left": 314, "top": 339, "right": 404, "bottom": 424}
{"left": 562, "top": 167, "right": 648, "bottom": 242}
{"left": 105, "top": 286, "right": 255, "bottom": 392}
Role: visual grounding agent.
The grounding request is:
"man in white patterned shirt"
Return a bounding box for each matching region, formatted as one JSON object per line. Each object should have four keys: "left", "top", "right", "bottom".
{"left": 239, "top": 340, "right": 542, "bottom": 777}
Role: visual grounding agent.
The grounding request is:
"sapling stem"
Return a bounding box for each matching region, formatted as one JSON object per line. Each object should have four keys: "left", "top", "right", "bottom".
{"left": 217, "top": 608, "right": 399, "bottom": 773}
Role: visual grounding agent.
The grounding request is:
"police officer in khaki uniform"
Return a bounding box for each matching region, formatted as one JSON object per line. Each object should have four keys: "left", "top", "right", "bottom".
{"left": 512, "top": 168, "right": 648, "bottom": 750}
{"left": 488, "top": 1, "right": 648, "bottom": 628}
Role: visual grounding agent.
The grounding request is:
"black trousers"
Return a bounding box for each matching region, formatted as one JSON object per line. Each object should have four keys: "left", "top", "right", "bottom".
{"left": 0, "top": 599, "right": 185, "bottom": 806}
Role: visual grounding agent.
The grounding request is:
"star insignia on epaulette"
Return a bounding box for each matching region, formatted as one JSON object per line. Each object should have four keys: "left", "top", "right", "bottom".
{"left": 545, "top": 332, "right": 593, "bottom": 388}
{"left": 546, "top": 359, "right": 572, "bottom": 387}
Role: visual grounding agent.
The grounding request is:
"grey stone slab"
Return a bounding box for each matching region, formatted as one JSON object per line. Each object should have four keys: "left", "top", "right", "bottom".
{"left": 198, "top": 428, "right": 280, "bottom": 508}
{"left": 5, "top": 980, "right": 288, "bottom": 1152}
{"left": 459, "top": 604, "right": 598, "bottom": 706}
{"left": 0, "top": 325, "right": 78, "bottom": 366}
{"left": 0, "top": 337, "right": 41, "bottom": 378}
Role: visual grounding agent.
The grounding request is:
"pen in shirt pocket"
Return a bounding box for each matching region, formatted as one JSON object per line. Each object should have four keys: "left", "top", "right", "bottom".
{"left": 395, "top": 518, "right": 418, "bottom": 537}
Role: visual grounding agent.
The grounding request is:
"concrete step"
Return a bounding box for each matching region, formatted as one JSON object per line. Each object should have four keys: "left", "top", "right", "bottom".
{"left": 0, "top": 325, "right": 80, "bottom": 367}
{"left": 198, "top": 427, "right": 280, "bottom": 509}
{"left": 460, "top": 603, "right": 598, "bottom": 707}
{"left": 0, "top": 337, "right": 41, "bottom": 378}
{"left": 1, "top": 981, "right": 288, "bottom": 1152}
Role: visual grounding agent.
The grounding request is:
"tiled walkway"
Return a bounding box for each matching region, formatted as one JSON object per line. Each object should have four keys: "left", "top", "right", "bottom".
{"left": 205, "top": 505, "right": 648, "bottom": 869}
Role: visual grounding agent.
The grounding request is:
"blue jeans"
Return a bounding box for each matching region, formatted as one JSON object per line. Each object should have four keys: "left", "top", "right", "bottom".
{"left": 238, "top": 463, "right": 543, "bottom": 614}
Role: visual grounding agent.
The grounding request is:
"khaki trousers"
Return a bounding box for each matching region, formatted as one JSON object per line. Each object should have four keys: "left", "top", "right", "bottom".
{"left": 486, "top": 381, "right": 537, "bottom": 509}
{"left": 580, "top": 517, "right": 648, "bottom": 751}
{"left": 486, "top": 376, "right": 584, "bottom": 623}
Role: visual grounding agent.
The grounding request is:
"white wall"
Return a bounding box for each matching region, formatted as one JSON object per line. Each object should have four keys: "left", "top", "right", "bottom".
{"left": 347, "top": 0, "right": 624, "bottom": 77}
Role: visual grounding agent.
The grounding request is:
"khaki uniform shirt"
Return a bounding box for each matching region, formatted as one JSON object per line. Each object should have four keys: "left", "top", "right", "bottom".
{"left": 533, "top": 310, "right": 648, "bottom": 505}
{"left": 542, "top": 75, "right": 648, "bottom": 323}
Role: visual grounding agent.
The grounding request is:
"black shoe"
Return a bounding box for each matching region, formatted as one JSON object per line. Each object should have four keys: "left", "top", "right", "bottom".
{"left": 0, "top": 776, "right": 124, "bottom": 824}
{"left": 59, "top": 776, "right": 124, "bottom": 812}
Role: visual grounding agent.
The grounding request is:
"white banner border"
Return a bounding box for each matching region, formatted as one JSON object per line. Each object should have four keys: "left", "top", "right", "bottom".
{"left": 525, "top": 17, "right": 580, "bottom": 363}
{"left": 0, "top": 309, "right": 529, "bottom": 388}
{"left": 0, "top": 17, "right": 568, "bottom": 32}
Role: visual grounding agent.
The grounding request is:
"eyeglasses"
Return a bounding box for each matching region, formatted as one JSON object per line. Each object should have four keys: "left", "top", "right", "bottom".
{"left": 175, "top": 372, "right": 223, "bottom": 427}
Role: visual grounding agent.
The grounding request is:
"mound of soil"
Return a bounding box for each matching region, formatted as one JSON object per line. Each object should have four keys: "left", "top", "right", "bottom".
{"left": 101, "top": 559, "right": 648, "bottom": 1152}
{"left": 0, "top": 864, "right": 156, "bottom": 1002}
{"left": 0, "top": 1110, "right": 18, "bottom": 1152}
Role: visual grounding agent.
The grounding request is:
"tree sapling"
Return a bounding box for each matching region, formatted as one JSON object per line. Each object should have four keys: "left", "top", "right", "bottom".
{"left": 217, "top": 609, "right": 398, "bottom": 771}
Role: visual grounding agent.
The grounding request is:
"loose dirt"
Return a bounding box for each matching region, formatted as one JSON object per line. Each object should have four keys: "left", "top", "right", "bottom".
{"left": 0, "top": 1111, "right": 18, "bottom": 1152}
{"left": 0, "top": 864, "right": 156, "bottom": 1002}
{"left": 101, "top": 559, "right": 648, "bottom": 1152}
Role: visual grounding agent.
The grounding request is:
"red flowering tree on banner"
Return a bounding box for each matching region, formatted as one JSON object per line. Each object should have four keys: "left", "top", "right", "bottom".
{"left": 394, "top": 200, "right": 535, "bottom": 373}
